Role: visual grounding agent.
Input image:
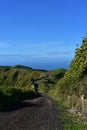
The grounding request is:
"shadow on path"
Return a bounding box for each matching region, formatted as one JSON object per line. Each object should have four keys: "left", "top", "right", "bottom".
{"left": 0, "top": 88, "right": 42, "bottom": 112}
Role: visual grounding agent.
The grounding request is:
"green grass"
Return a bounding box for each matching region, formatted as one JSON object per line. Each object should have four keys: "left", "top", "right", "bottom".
{"left": 54, "top": 98, "right": 87, "bottom": 130}
{"left": 54, "top": 68, "right": 66, "bottom": 75}
{"left": 0, "top": 65, "right": 64, "bottom": 111}
{"left": 63, "top": 113, "right": 87, "bottom": 130}
{"left": 47, "top": 96, "right": 87, "bottom": 130}
{"left": 0, "top": 86, "right": 38, "bottom": 111}
{"left": 65, "top": 123, "right": 87, "bottom": 130}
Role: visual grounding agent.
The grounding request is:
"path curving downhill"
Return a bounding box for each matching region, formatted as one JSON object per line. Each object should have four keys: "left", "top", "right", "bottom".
{"left": 0, "top": 94, "right": 64, "bottom": 130}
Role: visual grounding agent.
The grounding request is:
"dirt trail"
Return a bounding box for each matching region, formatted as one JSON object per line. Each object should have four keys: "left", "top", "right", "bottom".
{"left": 0, "top": 94, "right": 64, "bottom": 130}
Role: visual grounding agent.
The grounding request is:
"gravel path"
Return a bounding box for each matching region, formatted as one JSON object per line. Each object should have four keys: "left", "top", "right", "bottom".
{"left": 0, "top": 94, "right": 64, "bottom": 130}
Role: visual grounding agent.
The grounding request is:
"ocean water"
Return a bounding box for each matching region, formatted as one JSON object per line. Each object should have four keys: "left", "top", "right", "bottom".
{"left": 0, "top": 55, "right": 72, "bottom": 70}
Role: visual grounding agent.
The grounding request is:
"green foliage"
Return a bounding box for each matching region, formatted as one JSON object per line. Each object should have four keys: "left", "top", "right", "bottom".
{"left": 0, "top": 65, "right": 65, "bottom": 95}
{"left": 54, "top": 68, "right": 66, "bottom": 75}
{"left": 55, "top": 37, "right": 87, "bottom": 97}
{"left": 0, "top": 65, "right": 46, "bottom": 88}
{"left": 63, "top": 112, "right": 87, "bottom": 130}
{"left": 64, "top": 122, "right": 87, "bottom": 130}
{"left": 0, "top": 66, "right": 11, "bottom": 72}
{"left": 0, "top": 86, "right": 38, "bottom": 111}
{"left": 49, "top": 37, "right": 87, "bottom": 128}
{"left": 0, "top": 65, "right": 66, "bottom": 111}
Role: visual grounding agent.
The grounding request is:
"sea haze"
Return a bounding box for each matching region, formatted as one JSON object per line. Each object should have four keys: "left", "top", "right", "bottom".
{"left": 0, "top": 55, "right": 72, "bottom": 70}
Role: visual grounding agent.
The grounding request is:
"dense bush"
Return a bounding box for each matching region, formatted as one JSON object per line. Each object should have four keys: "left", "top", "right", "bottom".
{"left": 55, "top": 37, "right": 87, "bottom": 97}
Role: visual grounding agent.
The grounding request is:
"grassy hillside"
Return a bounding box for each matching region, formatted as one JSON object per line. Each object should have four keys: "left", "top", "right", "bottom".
{"left": 0, "top": 65, "right": 46, "bottom": 87}
{"left": 47, "top": 38, "right": 87, "bottom": 129}
{"left": 51, "top": 37, "right": 87, "bottom": 121}
{"left": 0, "top": 65, "right": 66, "bottom": 89}
{"left": 55, "top": 37, "right": 87, "bottom": 96}
{"left": 0, "top": 65, "right": 66, "bottom": 110}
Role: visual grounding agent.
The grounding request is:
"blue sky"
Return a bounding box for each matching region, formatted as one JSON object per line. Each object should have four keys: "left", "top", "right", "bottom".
{"left": 0, "top": 0, "right": 87, "bottom": 69}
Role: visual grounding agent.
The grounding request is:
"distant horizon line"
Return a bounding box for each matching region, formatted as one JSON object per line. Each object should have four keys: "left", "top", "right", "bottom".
{"left": 0, "top": 51, "right": 74, "bottom": 56}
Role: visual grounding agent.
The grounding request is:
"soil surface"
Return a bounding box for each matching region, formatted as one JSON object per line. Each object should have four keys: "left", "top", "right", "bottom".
{"left": 0, "top": 94, "right": 64, "bottom": 130}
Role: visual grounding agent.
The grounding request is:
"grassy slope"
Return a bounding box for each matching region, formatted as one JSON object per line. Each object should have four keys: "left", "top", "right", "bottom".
{"left": 0, "top": 65, "right": 46, "bottom": 87}
{"left": 0, "top": 65, "right": 66, "bottom": 110}
{"left": 54, "top": 38, "right": 87, "bottom": 98}
{"left": 0, "top": 65, "right": 66, "bottom": 89}
{"left": 50, "top": 38, "right": 87, "bottom": 130}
